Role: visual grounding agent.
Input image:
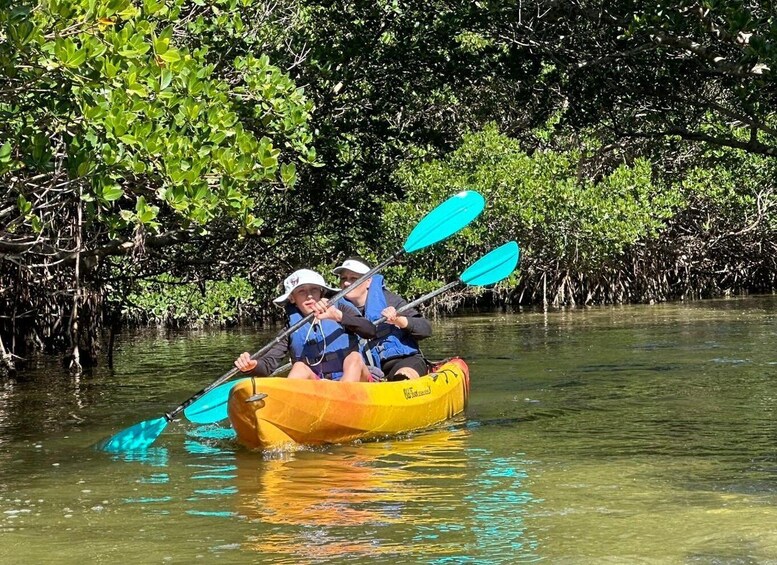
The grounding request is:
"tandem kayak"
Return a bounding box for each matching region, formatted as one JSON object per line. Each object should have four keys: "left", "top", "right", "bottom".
{"left": 227, "top": 358, "right": 470, "bottom": 450}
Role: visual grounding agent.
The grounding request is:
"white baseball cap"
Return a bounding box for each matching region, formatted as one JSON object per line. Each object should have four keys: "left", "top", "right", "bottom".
{"left": 273, "top": 269, "right": 338, "bottom": 304}
{"left": 332, "top": 256, "right": 372, "bottom": 276}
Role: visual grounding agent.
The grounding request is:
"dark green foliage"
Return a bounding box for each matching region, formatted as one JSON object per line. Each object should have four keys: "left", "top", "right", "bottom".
{"left": 0, "top": 0, "right": 314, "bottom": 369}
{"left": 121, "top": 275, "right": 260, "bottom": 327}
{"left": 1, "top": 0, "right": 776, "bottom": 369}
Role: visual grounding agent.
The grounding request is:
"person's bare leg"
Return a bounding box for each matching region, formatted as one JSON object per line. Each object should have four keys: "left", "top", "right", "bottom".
{"left": 340, "top": 352, "right": 371, "bottom": 382}
{"left": 287, "top": 361, "right": 318, "bottom": 379}
{"left": 394, "top": 367, "right": 421, "bottom": 380}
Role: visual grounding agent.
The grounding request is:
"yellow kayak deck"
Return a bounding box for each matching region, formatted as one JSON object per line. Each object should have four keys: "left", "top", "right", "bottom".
{"left": 228, "top": 358, "right": 470, "bottom": 450}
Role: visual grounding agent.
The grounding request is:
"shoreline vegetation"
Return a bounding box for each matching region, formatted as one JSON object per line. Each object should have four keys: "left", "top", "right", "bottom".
{"left": 2, "top": 1, "right": 776, "bottom": 374}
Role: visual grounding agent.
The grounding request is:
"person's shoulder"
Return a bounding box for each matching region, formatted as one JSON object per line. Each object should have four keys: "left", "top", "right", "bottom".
{"left": 383, "top": 288, "right": 408, "bottom": 305}
{"left": 336, "top": 298, "right": 360, "bottom": 314}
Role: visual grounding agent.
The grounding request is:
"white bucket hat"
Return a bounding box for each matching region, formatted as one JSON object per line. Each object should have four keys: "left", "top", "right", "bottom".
{"left": 273, "top": 269, "right": 338, "bottom": 304}
{"left": 332, "top": 256, "right": 372, "bottom": 276}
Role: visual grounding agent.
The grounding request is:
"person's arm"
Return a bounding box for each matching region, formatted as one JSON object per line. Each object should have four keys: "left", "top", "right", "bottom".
{"left": 234, "top": 334, "right": 290, "bottom": 377}
{"left": 339, "top": 303, "right": 378, "bottom": 339}
{"left": 383, "top": 290, "right": 432, "bottom": 340}
{"left": 311, "top": 297, "right": 377, "bottom": 339}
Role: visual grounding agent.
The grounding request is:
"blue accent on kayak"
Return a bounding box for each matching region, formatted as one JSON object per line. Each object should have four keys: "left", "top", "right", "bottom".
{"left": 184, "top": 379, "right": 249, "bottom": 424}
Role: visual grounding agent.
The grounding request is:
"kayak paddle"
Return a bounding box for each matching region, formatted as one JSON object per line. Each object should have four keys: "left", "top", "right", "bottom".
{"left": 182, "top": 364, "right": 284, "bottom": 424}
{"left": 183, "top": 240, "right": 520, "bottom": 424}
{"left": 382, "top": 240, "right": 520, "bottom": 318}
{"left": 97, "top": 190, "right": 485, "bottom": 451}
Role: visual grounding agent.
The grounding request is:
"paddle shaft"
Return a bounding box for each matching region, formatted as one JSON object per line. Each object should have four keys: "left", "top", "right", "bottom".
{"left": 375, "top": 279, "right": 460, "bottom": 324}
{"left": 165, "top": 250, "right": 405, "bottom": 420}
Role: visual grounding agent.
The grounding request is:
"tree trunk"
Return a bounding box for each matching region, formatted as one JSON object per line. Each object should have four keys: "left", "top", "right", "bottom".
{"left": 68, "top": 195, "right": 83, "bottom": 376}
{"left": 0, "top": 335, "right": 14, "bottom": 376}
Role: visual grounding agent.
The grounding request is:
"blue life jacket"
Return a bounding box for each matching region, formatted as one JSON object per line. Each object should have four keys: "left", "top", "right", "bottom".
{"left": 363, "top": 275, "right": 420, "bottom": 368}
{"left": 287, "top": 300, "right": 358, "bottom": 381}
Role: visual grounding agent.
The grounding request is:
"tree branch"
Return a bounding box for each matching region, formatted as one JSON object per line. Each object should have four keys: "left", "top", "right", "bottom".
{"left": 0, "top": 229, "right": 195, "bottom": 267}
{"left": 621, "top": 127, "right": 777, "bottom": 157}
{"left": 650, "top": 31, "right": 770, "bottom": 78}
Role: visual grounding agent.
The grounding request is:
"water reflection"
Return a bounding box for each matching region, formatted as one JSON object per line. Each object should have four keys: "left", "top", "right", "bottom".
{"left": 183, "top": 427, "right": 240, "bottom": 519}
{"left": 105, "top": 423, "right": 540, "bottom": 561}
{"left": 233, "top": 428, "right": 539, "bottom": 563}
{"left": 111, "top": 446, "right": 170, "bottom": 467}
{"left": 114, "top": 428, "right": 243, "bottom": 519}
{"left": 459, "top": 454, "right": 540, "bottom": 562}
{"left": 114, "top": 447, "right": 172, "bottom": 511}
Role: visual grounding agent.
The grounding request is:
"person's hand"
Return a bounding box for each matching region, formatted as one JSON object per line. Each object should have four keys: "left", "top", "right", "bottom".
{"left": 234, "top": 351, "right": 257, "bottom": 373}
{"left": 308, "top": 297, "right": 343, "bottom": 322}
{"left": 381, "top": 306, "right": 407, "bottom": 328}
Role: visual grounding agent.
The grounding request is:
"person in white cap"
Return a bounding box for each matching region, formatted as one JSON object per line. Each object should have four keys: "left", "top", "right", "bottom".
{"left": 233, "top": 268, "right": 376, "bottom": 382}
{"left": 333, "top": 256, "right": 432, "bottom": 380}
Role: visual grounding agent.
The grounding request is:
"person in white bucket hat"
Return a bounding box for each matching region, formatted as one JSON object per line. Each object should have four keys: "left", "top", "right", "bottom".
{"left": 233, "top": 268, "right": 376, "bottom": 382}
{"left": 272, "top": 268, "right": 338, "bottom": 305}
{"left": 332, "top": 256, "right": 432, "bottom": 381}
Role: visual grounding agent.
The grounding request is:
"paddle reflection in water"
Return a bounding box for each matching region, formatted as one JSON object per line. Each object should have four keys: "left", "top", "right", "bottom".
{"left": 113, "top": 447, "right": 174, "bottom": 508}
{"left": 115, "top": 427, "right": 241, "bottom": 516}
{"left": 184, "top": 426, "right": 240, "bottom": 518}
{"left": 232, "top": 428, "right": 540, "bottom": 563}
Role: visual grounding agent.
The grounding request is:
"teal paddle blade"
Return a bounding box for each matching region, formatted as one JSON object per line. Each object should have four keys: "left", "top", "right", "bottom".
{"left": 183, "top": 378, "right": 248, "bottom": 424}
{"left": 402, "top": 190, "right": 485, "bottom": 253}
{"left": 460, "top": 241, "right": 520, "bottom": 286}
{"left": 97, "top": 417, "right": 168, "bottom": 452}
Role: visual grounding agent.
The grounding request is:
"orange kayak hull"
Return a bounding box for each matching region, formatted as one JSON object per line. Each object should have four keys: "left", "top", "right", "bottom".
{"left": 228, "top": 358, "right": 470, "bottom": 450}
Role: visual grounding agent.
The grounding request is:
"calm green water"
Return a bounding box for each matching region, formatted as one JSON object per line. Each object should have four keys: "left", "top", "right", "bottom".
{"left": 2, "top": 296, "right": 777, "bottom": 563}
